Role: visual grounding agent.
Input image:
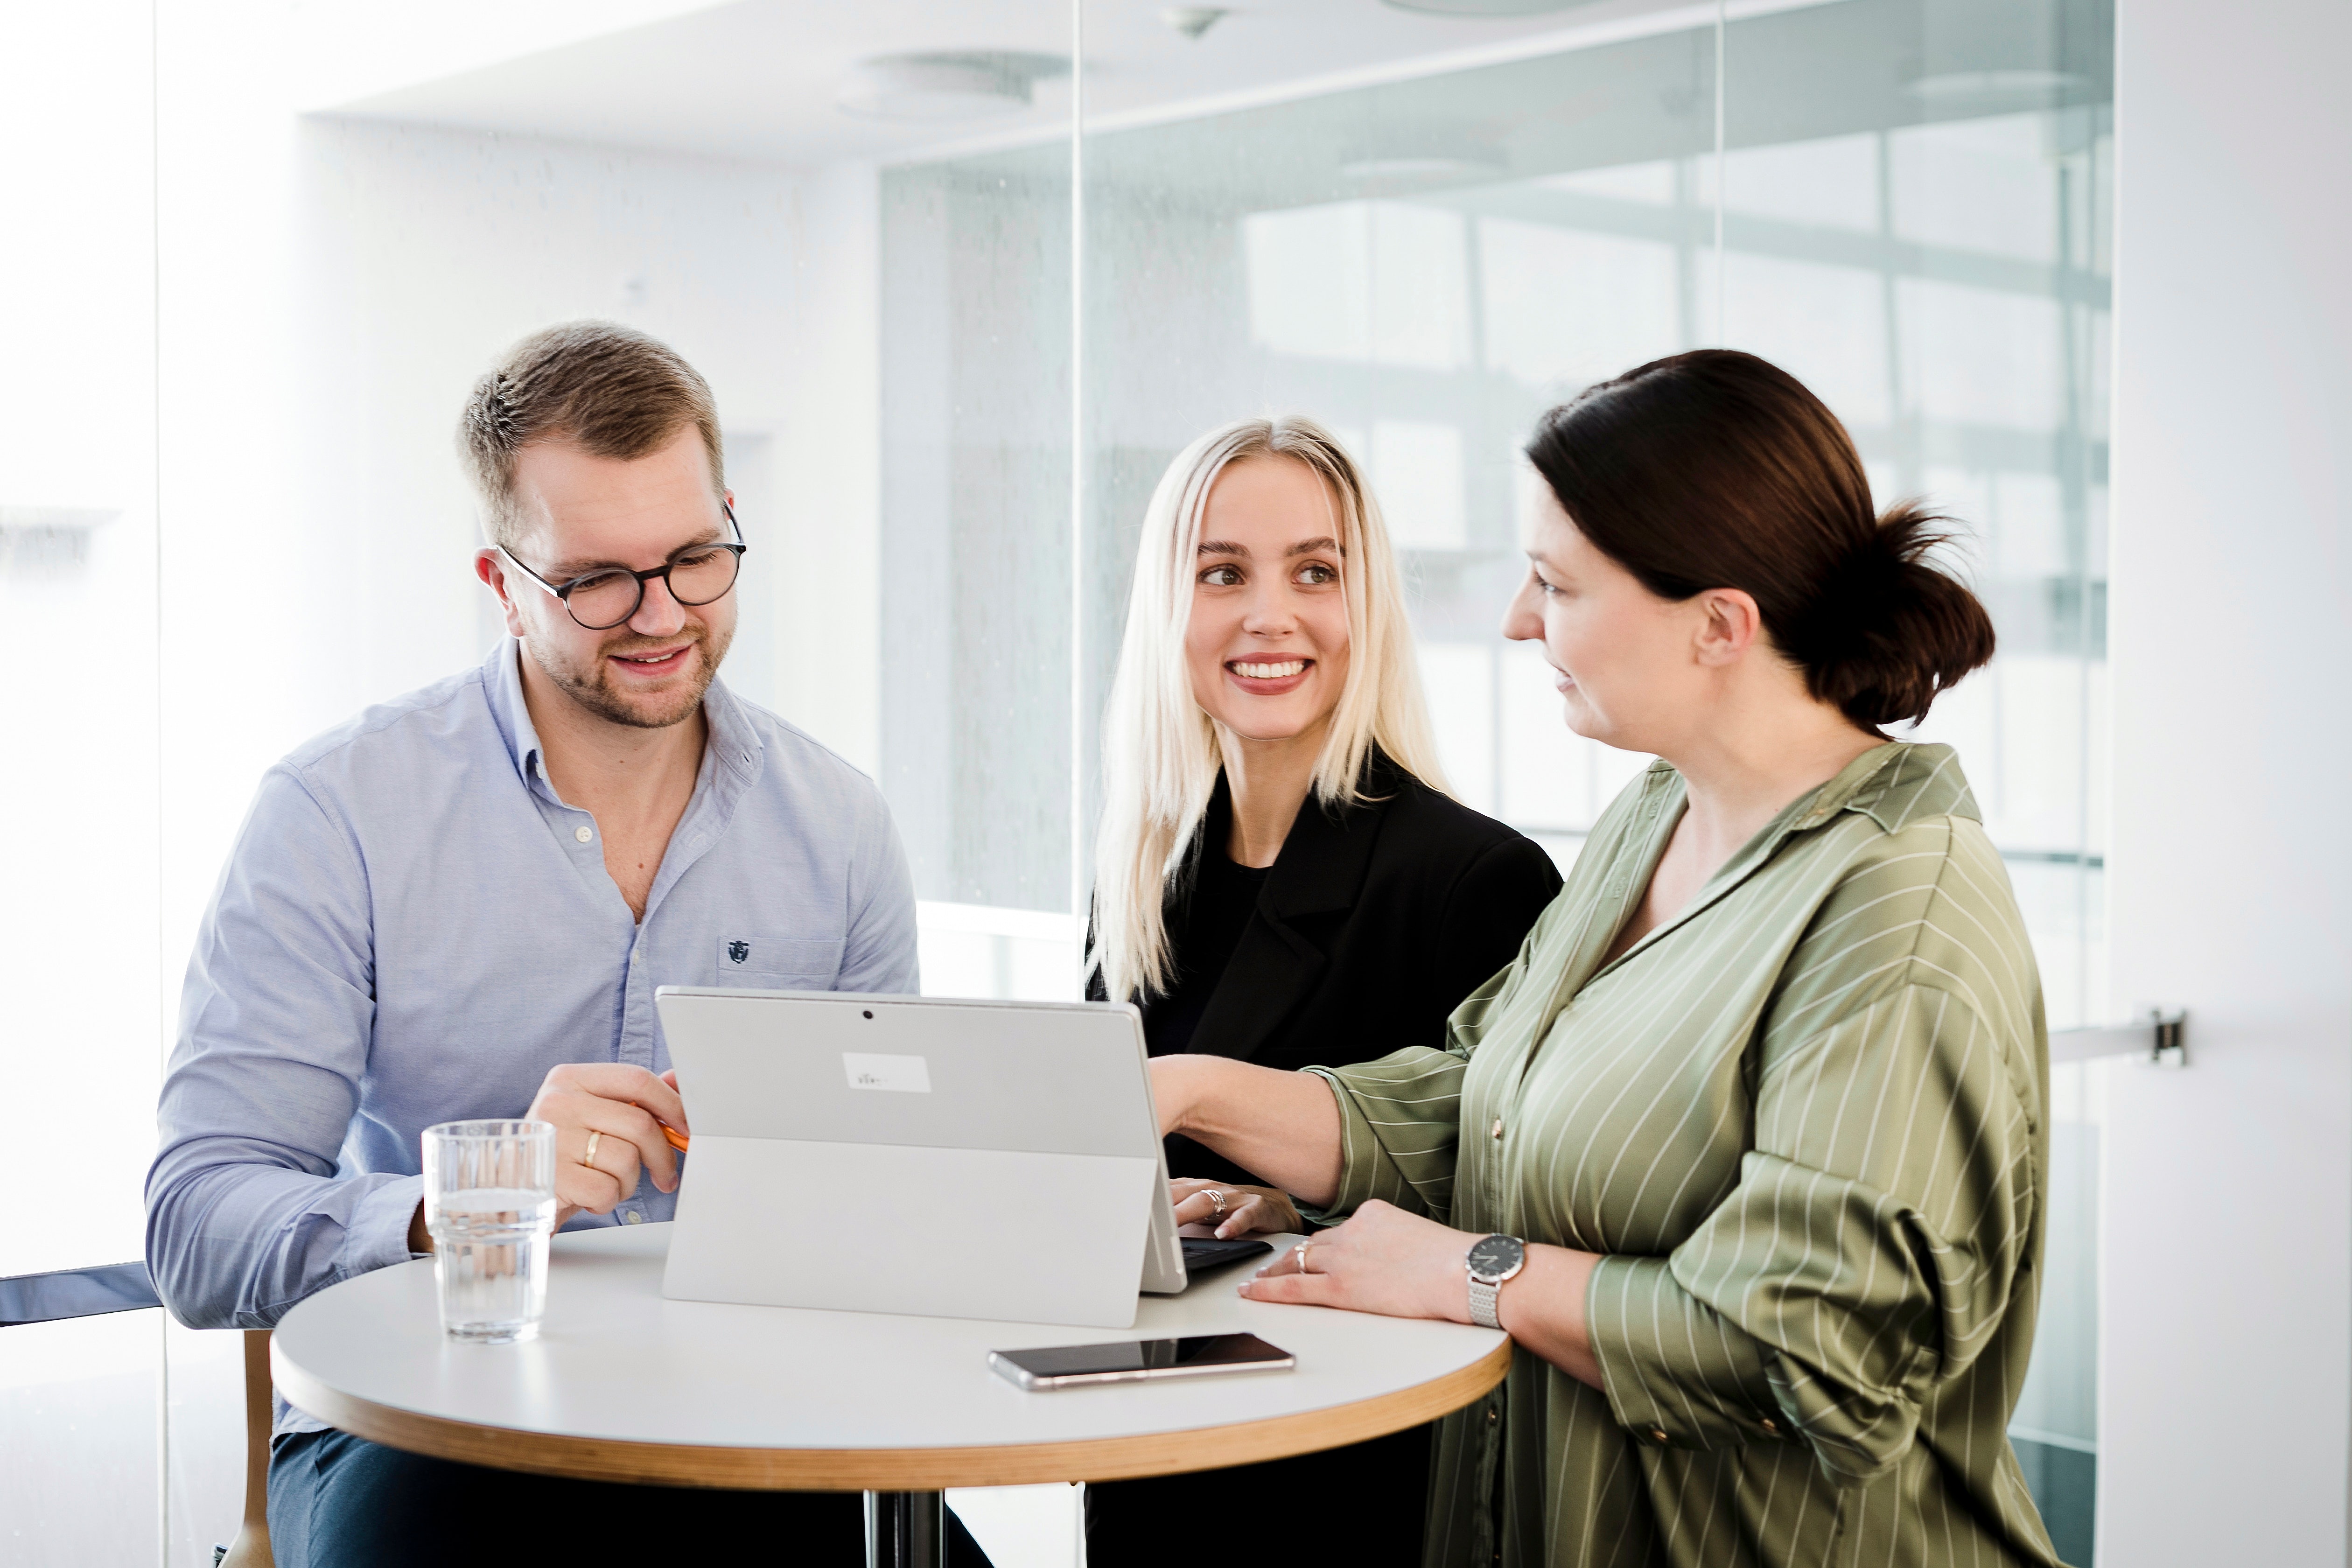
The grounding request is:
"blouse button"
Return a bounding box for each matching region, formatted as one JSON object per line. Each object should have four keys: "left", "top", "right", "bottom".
{"left": 1759, "top": 1417, "right": 1779, "bottom": 1435}
{"left": 1490, "top": 1118, "right": 1505, "bottom": 1140}
{"left": 1649, "top": 1428, "right": 1669, "bottom": 1445}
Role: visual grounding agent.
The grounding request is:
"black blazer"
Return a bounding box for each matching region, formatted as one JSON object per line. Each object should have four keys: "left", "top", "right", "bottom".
{"left": 1095, "top": 753, "right": 1563, "bottom": 1188}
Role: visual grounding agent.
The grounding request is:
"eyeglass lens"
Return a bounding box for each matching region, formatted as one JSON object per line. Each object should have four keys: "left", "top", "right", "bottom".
{"left": 565, "top": 547, "right": 740, "bottom": 630}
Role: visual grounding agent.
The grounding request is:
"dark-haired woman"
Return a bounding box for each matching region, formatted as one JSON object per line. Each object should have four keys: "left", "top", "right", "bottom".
{"left": 1151, "top": 351, "right": 2065, "bottom": 1567}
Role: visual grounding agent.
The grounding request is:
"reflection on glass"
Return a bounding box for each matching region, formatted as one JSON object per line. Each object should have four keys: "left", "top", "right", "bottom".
{"left": 881, "top": 141, "right": 1074, "bottom": 912}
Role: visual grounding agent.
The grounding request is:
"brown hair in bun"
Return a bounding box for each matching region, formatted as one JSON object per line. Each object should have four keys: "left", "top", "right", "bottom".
{"left": 1524, "top": 349, "right": 1995, "bottom": 731}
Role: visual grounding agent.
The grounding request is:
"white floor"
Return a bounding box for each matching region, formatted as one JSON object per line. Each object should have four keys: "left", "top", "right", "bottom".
{"left": 949, "top": 1484, "right": 1085, "bottom": 1568}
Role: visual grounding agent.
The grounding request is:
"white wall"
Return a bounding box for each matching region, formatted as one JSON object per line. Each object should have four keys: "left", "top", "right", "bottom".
{"left": 0, "top": 0, "right": 161, "bottom": 1283}
{"left": 2103, "top": 3, "right": 2352, "bottom": 1562}
{"left": 154, "top": 72, "right": 885, "bottom": 972}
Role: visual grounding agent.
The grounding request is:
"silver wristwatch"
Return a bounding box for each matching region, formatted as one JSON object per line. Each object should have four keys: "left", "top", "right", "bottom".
{"left": 1465, "top": 1234, "right": 1527, "bottom": 1329}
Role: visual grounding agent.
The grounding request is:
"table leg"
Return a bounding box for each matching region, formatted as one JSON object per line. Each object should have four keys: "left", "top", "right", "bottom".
{"left": 864, "top": 1490, "right": 946, "bottom": 1568}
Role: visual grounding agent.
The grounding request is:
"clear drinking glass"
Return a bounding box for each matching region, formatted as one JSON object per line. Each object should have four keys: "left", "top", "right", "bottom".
{"left": 422, "top": 1120, "right": 557, "bottom": 1344}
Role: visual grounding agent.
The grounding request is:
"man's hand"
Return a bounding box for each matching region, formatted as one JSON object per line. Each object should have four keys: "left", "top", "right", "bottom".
{"left": 525, "top": 1063, "right": 689, "bottom": 1226}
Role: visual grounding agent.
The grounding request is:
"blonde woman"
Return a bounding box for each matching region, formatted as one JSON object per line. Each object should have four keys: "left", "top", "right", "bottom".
{"left": 1085, "top": 416, "right": 1559, "bottom": 1568}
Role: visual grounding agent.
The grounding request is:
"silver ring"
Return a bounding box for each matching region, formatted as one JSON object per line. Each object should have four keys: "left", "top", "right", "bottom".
{"left": 1294, "top": 1239, "right": 1314, "bottom": 1274}
{"left": 581, "top": 1130, "right": 602, "bottom": 1170}
{"left": 1204, "top": 1189, "right": 1228, "bottom": 1218}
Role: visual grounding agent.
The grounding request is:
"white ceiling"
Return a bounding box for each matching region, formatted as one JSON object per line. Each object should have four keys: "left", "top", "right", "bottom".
{"left": 316, "top": 0, "right": 1722, "bottom": 168}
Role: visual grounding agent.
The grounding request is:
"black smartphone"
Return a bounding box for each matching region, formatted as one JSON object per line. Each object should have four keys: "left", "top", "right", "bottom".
{"left": 988, "top": 1333, "right": 1295, "bottom": 1390}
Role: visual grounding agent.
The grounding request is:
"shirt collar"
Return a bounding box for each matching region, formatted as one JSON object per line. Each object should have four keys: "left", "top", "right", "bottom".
{"left": 480, "top": 637, "right": 765, "bottom": 792}
{"left": 483, "top": 638, "right": 546, "bottom": 787}
{"left": 1646, "top": 740, "right": 1980, "bottom": 903}
{"left": 1584, "top": 741, "right": 1977, "bottom": 986}
{"left": 1785, "top": 740, "right": 1980, "bottom": 834}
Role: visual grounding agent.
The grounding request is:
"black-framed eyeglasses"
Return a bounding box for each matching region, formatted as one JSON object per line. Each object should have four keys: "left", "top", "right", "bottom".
{"left": 499, "top": 503, "right": 748, "bottom": 631}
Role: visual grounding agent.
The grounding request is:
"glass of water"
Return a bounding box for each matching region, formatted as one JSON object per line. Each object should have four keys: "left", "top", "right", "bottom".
{"left": 422, "top": 1120, "right": 557, "bottom": 1344}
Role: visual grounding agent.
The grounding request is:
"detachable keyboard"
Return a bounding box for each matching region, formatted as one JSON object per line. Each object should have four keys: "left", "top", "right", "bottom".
{"left": 1180, "top": 1237, "right": 1274, "bottom": 1278}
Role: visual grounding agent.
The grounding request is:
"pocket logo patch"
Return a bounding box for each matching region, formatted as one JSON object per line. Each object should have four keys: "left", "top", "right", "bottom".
{"left": 726, "top": 940, "right": 751, "bottom": 965}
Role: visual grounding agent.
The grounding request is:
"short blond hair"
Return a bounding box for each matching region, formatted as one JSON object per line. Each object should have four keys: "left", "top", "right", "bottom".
{"left": 458, "top": 321, "right": 724, "bottom": 550}
{"left": 1088, "top": 415, "right": 1450, "bottom": 1005}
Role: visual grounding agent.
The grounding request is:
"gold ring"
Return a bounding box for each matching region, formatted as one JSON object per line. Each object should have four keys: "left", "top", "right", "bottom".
{"left": 1294, "top": 1239, "right": 1313, "bottom": 1274}
{"left": 581, "top": 1130, "right": 602, "bottom": 1169}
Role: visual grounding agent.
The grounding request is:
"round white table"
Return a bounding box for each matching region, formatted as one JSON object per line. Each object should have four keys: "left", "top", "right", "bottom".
{"left": 272, "top": 1221, "right": 1509, "bottom": 1566}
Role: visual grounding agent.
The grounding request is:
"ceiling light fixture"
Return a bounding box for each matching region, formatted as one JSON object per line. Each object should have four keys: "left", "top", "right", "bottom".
{"left": 836, "top": 51, "right": 1069, "bottom": 122}
{"left": 1338, "top": 151, "right": 1509, "bottom": 182}
{"left": 1338, "top": 125, "right": 1508, "bottom": 185}
{"left": 1379, "top": 0, "right": 1594, "bottom": 16}
{"left": 1164, "top": 7, "right": 1229, "bottom": 40}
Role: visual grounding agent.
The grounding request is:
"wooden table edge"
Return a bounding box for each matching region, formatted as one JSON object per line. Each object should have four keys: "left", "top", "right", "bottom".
{"left": 273, "top": 1331, "right": 1512, "bottom": 1490}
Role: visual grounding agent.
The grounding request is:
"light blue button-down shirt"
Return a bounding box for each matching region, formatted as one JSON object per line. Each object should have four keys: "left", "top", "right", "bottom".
{"left": 147, "top": 640, "right": 917, "bottom": 1356}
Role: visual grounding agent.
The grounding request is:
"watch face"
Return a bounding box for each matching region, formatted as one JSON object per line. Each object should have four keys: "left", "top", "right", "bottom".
{"left": 1467, "top": 1234, "right": 1526, "bottom": 1280}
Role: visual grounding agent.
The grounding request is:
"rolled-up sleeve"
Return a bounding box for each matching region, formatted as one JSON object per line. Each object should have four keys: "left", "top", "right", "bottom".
{"left": 144, "top": 766, "right": 416, "bottom": 1330}
{"left": 1586, "top": 982, "right": 2037, "bottom": 1485}
{"left": 1301, "top": 950, "right": 1536, "bottom": 1224}
{"left": 1304, "top": 1047, "right": 1470, "bottom": 1222}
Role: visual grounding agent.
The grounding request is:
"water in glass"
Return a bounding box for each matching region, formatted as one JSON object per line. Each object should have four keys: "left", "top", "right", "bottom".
{"left": 423, "top": 1120, "right": 557, "bottom": 1344}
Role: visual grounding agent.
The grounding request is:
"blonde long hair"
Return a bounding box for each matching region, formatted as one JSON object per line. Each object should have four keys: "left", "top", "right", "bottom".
{"left": 1088, "top": 415, "right": 1451, "bottom": 1005}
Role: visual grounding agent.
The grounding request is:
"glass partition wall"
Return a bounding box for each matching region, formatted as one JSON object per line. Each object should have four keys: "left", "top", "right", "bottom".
{"left": 2, "top": 1, "right": 2109, "bottom": 1562}
{"left": 893, "top": 0, "right": 2111, "bottom": 1560}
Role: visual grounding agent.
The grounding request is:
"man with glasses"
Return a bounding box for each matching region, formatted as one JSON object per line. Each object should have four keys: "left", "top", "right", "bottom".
{"left": 147, "top": 322, "right": 987, "bottom": 1564}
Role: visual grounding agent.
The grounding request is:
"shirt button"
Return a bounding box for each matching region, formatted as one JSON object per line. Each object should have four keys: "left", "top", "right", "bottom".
{"left": 630, "top": 948, "right": 642, "bottom": 964}
{"left": 623, "top": 1211, "right": 644, "bottom": 1225}
{"left": 574, "top": 826, "right": 594, "bottom": 843}
{"left": 1759, "top": 1417, "right": 1779, "bottom": 1435}
{"left": 1491, "top": 1118, "right": 1505, "bottom": 1139}
{"left": 1649, "top": 1428, "right": 1668, "bottom": 1445}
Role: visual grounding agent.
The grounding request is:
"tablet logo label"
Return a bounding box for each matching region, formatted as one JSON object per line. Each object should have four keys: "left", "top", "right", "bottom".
{"left": 841, "top": 1052, "right": 931, "bottom": 1093}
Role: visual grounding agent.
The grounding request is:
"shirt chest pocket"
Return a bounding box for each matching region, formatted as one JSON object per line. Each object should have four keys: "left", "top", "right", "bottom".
{"left": 714, "top": 934, "right": 843, "bottom": 990}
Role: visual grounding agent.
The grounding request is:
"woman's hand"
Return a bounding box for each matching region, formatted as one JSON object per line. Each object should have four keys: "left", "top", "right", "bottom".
{"left": 1170, "top": 1178, "right": 1302, "bottom": 1239}
{"left": 1238, "top": 1201, "right": 1609, "bottom": 1385}
{"left": 1235, "top": 1199, "right": 1473, "bottom": 1320}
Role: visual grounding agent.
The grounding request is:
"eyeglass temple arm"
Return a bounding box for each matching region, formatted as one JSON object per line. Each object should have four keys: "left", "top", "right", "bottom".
{"left": 495, "top": 546, "right": 570, "bottom": 603}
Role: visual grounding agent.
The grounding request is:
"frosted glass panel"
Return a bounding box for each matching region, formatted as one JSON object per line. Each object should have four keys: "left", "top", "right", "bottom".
{"left": 0, "top": 1312, "right": 163, "bottom": 1566}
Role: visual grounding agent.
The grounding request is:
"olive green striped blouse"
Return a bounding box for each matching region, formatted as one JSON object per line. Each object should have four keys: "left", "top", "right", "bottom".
{"left": 1307, "top": 743, "right": 2063, "bottom": 1568}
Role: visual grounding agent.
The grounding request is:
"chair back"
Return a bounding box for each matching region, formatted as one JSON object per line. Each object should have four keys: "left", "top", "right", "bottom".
{"left": 217, "top": 1330, "right": 274, "bottom": 1568}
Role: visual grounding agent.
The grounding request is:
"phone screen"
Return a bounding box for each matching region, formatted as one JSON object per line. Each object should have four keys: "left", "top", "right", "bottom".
{"left": 991, "top": 1333, "right": 1293, "bottom": 1387}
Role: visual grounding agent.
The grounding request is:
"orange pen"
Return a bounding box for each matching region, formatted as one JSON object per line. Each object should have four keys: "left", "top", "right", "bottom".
{"left": 630, "top": 1100, "right": 692, "bottom": 1154}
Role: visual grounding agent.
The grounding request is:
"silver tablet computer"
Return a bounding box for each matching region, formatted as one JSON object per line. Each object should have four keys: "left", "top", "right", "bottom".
{"left": 654, "top": 988, "right": 1190, "bottom": 1329}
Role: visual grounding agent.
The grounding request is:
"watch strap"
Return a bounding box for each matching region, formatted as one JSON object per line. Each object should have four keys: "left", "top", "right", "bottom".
{"left": 1468, "top": 1274, "right": 1503, "bottom": 1329}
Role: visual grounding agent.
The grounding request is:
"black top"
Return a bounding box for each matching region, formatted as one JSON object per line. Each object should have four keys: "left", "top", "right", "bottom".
{"left": 1142, "top": 848, "right": 1269, "bottom": 1058}
{"left": 1093, "top": 751, "right": 1563, "bottom": 1190}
